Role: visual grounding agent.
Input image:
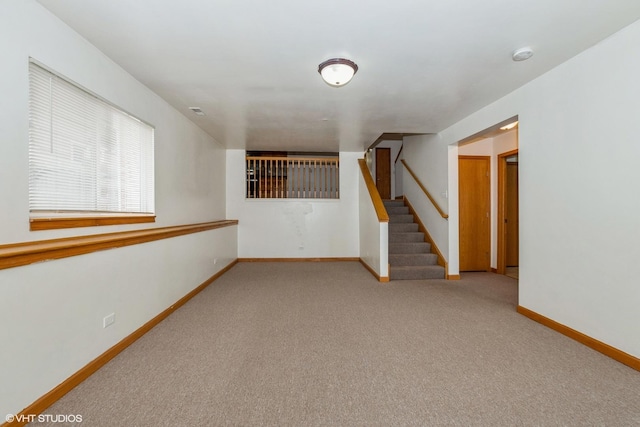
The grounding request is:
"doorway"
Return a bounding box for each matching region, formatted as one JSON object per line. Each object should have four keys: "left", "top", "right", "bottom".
{"left": 375, "top": 147, "right": 391, "bottom": 199}
{"left": 458, "top": 156, "right": 491, "bottom": 271}
{"left": 497, "top": 150, "right": 519, "bottom": 277}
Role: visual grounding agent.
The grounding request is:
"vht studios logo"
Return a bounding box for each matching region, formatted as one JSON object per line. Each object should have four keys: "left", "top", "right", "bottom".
{"left": 5, "top": 413, "right": 83, "bottom": 423}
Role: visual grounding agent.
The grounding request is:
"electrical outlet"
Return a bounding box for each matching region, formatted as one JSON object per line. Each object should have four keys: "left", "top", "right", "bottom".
{"left": 103, "top": 313, "right": 115, "bottom": 328}
{"left": 213, "top": 258, "right": 218, "bottom": 265}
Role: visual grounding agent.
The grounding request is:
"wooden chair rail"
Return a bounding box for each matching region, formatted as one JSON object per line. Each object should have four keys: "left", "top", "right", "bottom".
{"left": 358, "top": 158, "right": 389, "bottom": 223}
{"left": 401, "top": 159, "right": 448, "bottom": 219}
{"left": 0, "top": 220, "right": 238, "bottom": 271}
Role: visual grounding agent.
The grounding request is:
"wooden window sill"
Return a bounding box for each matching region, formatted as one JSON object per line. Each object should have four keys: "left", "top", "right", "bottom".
{"left": 30, "top": 215, "right": 156, "bottom": 231}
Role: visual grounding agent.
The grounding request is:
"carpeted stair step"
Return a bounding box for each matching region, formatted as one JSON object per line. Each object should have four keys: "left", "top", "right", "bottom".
{"left": 389, "top": 242, "right": 431, "bottom": 254}
{"left": 386, "top": 206, "right": 409, "bottom": 215}
{"left": 390, "top": 265, "right": 445, "bottom": 280}
{"left": 389, "top": 253, "right": 439, "bottom": 266}
{"left": 389, "top": 222, "right": 419, "bottom": 233}
{"left": 383, "top": 200, "right": 405, "bottom": 208}
{"left": 385, "top": 199, "right": 444, "bottom": 281}
{"left": 389, "top": 232, "right": 425, "bottom": 243}
{"left": 389, "top": 214, "right": 414, "bottom": 223}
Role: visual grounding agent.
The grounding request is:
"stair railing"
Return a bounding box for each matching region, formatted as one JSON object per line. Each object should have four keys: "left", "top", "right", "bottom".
{"left": 394, "top": 144, "right": 403, "bottom": 165}
{"left": 400, "top": 159, "right": 455, "bottom": 279}
{"left": 358, "top": 159, "right": 389, "bottom": 223}
{"left": 400, "top": 159, "right": 448, "bottom": 219}
{"left": 246, "top": 156, "right": 339, "bottom": 199}
{"left": 358, "top": 158, "right": 389, "bottom": 282}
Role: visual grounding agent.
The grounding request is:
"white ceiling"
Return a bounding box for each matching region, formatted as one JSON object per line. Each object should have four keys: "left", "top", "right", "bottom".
{"left": 38, "top": 0, "right": 640, "bottom": 153}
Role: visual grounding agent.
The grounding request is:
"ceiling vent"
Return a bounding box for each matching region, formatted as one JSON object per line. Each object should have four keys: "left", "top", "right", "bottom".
{"left": 188, "top": 107, "right": 205, "bottom": 116}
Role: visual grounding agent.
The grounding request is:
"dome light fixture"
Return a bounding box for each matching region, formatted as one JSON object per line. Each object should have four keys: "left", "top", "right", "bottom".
{"left": 318, "top": 58, "right": 358, "bottom": 87}
{"left": 512, "top": 47, "right": 534, "bottom": 62}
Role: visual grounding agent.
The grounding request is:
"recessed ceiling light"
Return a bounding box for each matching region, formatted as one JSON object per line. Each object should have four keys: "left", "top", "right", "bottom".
{"left": 512, "top": 47, "right": 534, "bottom": 61}
{"left": 188, "top": 107, "right": 205, "bottom": 116}
{"left": 500, "top": 121, "right": 518, "bottom": 130}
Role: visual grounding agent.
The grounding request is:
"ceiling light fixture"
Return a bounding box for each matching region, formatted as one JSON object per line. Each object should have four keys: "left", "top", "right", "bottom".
{"left": 500, "top": 121, "right": 519, "bottom": 130}
{"left": 512, "top": 47, "right": 534, "bottom": 62}
{"left": 318, "top": 58, "right": 358, "bottom": 87}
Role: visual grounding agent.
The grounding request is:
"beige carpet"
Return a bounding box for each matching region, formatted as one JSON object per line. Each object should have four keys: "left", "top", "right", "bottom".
{"left": 38, "top": 262, "right": 640, "bottom": 426}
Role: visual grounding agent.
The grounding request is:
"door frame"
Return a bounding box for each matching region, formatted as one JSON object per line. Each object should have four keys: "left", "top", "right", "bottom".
{"left": 497, "top": 149, "right": 519, "bottom": 275}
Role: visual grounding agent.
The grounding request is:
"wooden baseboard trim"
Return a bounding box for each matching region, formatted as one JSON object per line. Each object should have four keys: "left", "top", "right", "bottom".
{"left": 491, "top": 268, "right": 498, "bottom": 273}
{"left": 4, "top": 260, "right": 238, "bottom": 427}
{"left": 0, "top": 220, "right": 238, "bottom": 271}
{"left": 359, "top": 258, "right": 390, "bottom": 282}
{"left": 517, "top": 305, "right": 640, "bottom": 372}
{"left": 447, "top": 274, "right": 461, "bottom": 280}
{"left": 238, "top": 257, "right": 359, "bottom": 262}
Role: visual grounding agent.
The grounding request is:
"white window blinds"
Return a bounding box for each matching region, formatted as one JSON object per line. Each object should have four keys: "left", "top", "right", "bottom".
{"left": 28, "top": 62, "right": 154, "bottom": 215}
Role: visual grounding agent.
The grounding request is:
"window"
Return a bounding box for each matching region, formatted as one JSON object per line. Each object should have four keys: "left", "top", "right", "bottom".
{"left": 246, "top": 151, "right": 339, "bottom": 199}
{"left": 28, "top": 61, "right": 155, "bottom": 230}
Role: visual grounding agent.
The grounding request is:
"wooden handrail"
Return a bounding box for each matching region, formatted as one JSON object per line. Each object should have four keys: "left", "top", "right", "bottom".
{"left": 246, "top": 156, "right": 338, "bottom": 162}
{"left": 358, "top": 159, "right": 389, "bottom": 223}
{"left": 0, "top": 220, "right": 238, "bottom": 271}
{"left": 401, "top": 159, "right": 448, "bottom": 219}
{"left": 394, "top": 144, "right": 403, "bottom": 164}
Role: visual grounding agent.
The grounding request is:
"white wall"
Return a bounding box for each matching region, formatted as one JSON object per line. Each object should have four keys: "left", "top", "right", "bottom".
{"left": 358, "top": 164, "right": 389, "bottom": 279}
{"left": 428, "top": 20, "right": 640, "bottom": 357}
{"left": 0, "top": 1, "right": 227, "bottom": 241}
{"left": 402, "top": 134, "right": 450, "bottom": 267}
{"left": 226, "top": 150, "right": 360, "bottom": 258}
{"left": 0, "top": 1, "right": 236, "bottom": 417}
{"left": 0, "top": 227, "right": 237, "bottom": 419}
{"left": 458, "top": 130, "right": 518, "bottom": 267}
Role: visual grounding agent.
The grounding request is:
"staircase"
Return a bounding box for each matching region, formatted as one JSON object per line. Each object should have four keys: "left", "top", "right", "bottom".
{"left": 385, "top": 200, "right": 445, "bottom": 280}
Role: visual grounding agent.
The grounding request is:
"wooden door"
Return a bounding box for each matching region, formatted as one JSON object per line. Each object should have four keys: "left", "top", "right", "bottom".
{"left": 459, "top": 156, "right": 490, "bottom": 271}
{"left": 376, "top": 148, "right": 391, "bottom": 199}
{"left": 506, "top": 162, "right": 519, "bottom": 266}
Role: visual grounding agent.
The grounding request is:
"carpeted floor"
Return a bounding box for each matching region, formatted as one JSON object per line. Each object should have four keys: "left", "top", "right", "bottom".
{"left": 38, "top": 262, "right": 640, "bottom": 426}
